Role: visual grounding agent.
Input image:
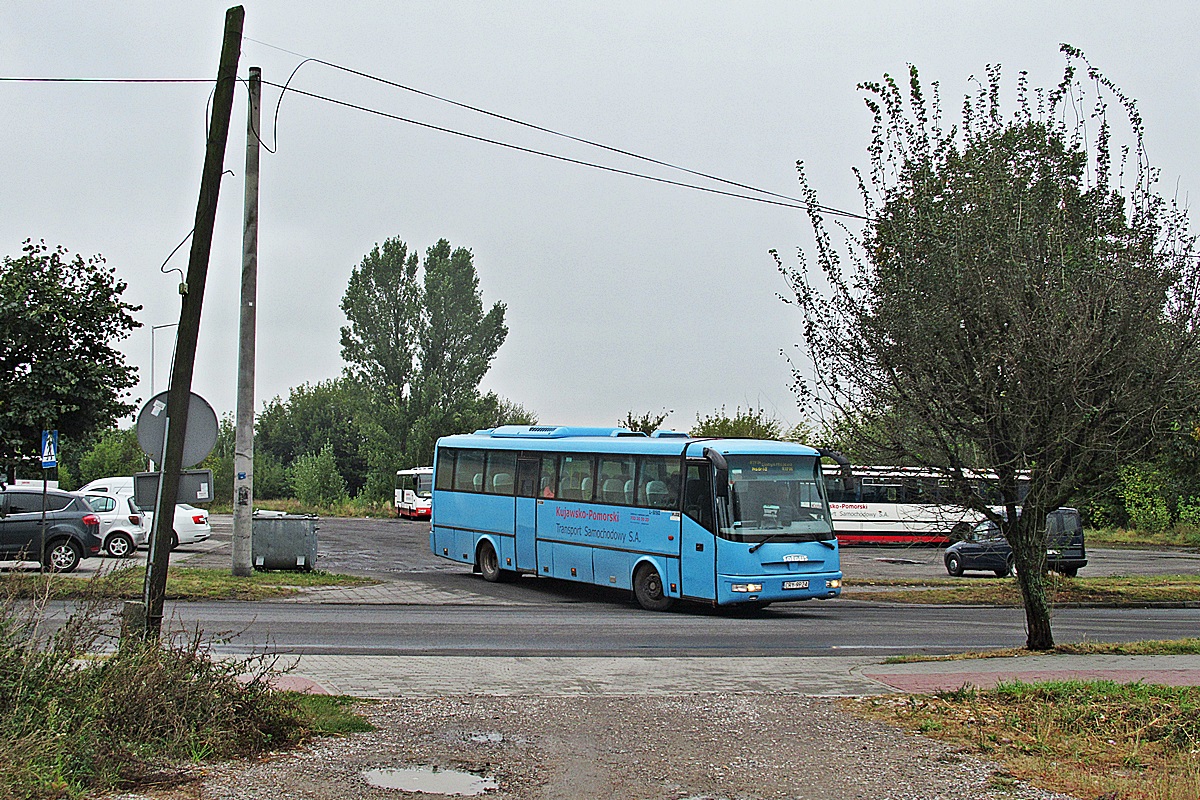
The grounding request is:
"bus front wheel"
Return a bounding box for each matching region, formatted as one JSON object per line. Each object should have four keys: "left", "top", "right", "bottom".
{"left": 477, "top": 540, "right": 505, "bottom": 582}
{"left": 633, "top": 563, "right": 675, "bottom": 612}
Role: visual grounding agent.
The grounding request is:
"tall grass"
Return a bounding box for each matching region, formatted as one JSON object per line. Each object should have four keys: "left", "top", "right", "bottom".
{"left": 0, "top": 577, "right": 315, "bottom": 799}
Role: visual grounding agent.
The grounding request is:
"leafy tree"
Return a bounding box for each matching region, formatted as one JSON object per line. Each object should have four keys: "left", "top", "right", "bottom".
{"left": 198, "top": 415, "right": 235, "bottom": 506}
{"left": 780, "top": 49, "right": 1200, "bottom": 649}
{"left": 77, "top": 427, "right": 147, "bottom": 485}
{"left": 0, "top": 240, "right": 141, "bottom": 480}
{"left": 255, "top": 379, "right": 369, "bottom": 496}
{"left": 621, "top": 410, "right": 673, "bottom": 435}
{"left": 340, "top": 236, "right": 508, "bottom": 481}
{"left": 691, "top": 406, "right": 784, "bottom": 439}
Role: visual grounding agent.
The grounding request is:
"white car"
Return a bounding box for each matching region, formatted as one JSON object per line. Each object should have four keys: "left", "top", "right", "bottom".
{"left": 83, "top": 492, "right": 147, "bottom": 557}
{"left": 78, "top": 476, "right": 211, "bottom": 550}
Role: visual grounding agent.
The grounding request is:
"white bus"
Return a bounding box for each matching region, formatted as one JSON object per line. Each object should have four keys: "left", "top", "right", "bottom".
{"left": 823, "top": 465, "right": 1025, "bottom": 544}
{"left": 394, "top": 467, "right": 433, "bottom": 519}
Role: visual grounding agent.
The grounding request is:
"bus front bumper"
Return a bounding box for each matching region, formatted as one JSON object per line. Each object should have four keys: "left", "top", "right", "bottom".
{"left": 717, "top": 573, "right": 843, "bottom": 605}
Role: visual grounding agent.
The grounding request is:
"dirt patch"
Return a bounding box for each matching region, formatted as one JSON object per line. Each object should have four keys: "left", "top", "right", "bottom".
{"left": 114, "top": 694, "right": 1075, "bottom": 800}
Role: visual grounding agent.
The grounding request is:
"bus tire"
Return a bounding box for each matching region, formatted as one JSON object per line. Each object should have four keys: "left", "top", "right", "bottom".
{"left": 477, "top": 540, "right": 504, "bottom": 582}
{"left": 633, "top": 563, "right": 675, "bottom": 612}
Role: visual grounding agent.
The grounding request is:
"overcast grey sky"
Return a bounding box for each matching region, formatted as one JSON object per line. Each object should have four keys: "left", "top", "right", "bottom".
{"left": 2, "top": 2, "right": 1196, "bottom": 434}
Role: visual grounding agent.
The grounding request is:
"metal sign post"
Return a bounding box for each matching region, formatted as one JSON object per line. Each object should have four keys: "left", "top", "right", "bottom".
{"left": 39, "top": 430, "right": 57, "bottom": 573}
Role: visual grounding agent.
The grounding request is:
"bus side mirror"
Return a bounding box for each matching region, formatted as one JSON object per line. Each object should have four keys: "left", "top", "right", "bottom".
{"left": 714, "top": 470, "right": 729, "bottom": 498}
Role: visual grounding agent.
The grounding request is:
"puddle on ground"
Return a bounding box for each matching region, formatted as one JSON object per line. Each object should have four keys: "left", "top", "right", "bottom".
{"left": 362, "top": 766, "right": 498, "bottom": 796}
{"left": 468, "top": 731, "right": 503, "bottom": 743}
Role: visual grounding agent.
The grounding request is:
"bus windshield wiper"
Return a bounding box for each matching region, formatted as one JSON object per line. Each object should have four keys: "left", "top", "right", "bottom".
{"left": 748, "top": 532, "right": 781, "bottom": 554}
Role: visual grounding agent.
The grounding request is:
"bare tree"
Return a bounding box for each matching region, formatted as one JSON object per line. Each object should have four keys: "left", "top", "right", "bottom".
{"left": 779, "top": 48, "right": 1200, "bottom": 649}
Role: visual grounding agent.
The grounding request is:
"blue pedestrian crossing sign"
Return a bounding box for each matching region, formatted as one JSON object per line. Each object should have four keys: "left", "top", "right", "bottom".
{"left": 41, "top": 430, "right": 58, "bottom": 469}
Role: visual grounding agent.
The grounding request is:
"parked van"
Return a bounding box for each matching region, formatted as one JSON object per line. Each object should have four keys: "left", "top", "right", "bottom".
{"left": 943, "top": 507, "right": 1087, "bottom": 577}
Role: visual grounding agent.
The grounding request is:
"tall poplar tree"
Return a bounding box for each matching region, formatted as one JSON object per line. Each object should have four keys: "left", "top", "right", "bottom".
{"left": 340, "top": 236, "right": 508, "bottom": 475}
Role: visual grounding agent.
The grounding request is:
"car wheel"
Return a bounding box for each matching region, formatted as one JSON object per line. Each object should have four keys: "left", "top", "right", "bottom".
{"left": 44, "top": 539, "right": 82, "bottom": 573}
{"left": 946, "top": 553, "right": 964, "bottom": 577}
{"left": 995, "top": 555, "right": 1015, "bottom": 578}
{"left": 106, "top": 532, "right": 135, "bottom": 558}
{"left": 1059, "top": 567, "right": 1078, "bottom": 578}
{"left": 477, "top": 540, "right": 503, "bottom": 582}
{"left": 633, "top": 563, "right": 676, "bottom": 611}
{"left": 170, "top": 532, "right": 180, "bottom": 551}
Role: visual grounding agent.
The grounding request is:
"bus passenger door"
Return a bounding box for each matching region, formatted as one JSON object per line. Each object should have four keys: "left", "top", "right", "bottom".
{"left": 680, "top": 462, "right": 716, "bottom": 601}
{"left": 515, "top": 458, "right": 539, "bottom": 570}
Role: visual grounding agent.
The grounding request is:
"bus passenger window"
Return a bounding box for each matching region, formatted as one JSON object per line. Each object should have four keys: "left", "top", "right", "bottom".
{"left": 598, "top": 456, "right": 635, "bottom": 505}
{"left": 559, "top": 455, "right": 595, "bottom": 502}
{"left": 637, "top": 456, "right": 681, "bottom": 509}
{"left": 485, "top": 450, "right": 517, "bottom": 496}
{"left": 540, "top": 455, "right": 557, "bottom": 497}
{"left": 435, "top": 449, "right": 454, "bottom": 491}
{"left": 454, "top": 450, "right": 485, "bottom": 492}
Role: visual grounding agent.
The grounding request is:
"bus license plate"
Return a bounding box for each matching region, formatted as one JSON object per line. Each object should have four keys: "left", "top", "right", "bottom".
{"left": 782, "top": 580, "right": 810, "bottom": 590}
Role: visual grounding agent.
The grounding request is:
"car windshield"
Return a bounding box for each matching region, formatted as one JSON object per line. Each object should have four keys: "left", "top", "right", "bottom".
{"left": 720, "top": 455, "right": 833, "bottom": 543}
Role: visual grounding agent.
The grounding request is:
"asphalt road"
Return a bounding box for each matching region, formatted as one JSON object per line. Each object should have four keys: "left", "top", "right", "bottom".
{"left": 130, "top": 514, "right": 1198, "bottom": 657}
{"left": 163, "top": 598, "right": 1200, "bottom": 657}
{"left": 196, "top": 514, "right": 1200, "bottom": 583}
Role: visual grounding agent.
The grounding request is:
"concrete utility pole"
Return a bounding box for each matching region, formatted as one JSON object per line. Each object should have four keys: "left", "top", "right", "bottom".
{"left": 143, "top": 5, "right": 244, "bottom": 639}
{"left": 232, "top": 65, "right": 260, "bottom": 577}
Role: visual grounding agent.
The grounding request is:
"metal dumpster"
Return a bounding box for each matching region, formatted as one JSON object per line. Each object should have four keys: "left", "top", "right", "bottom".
{"left": 251, "top": 512, "right": 318, "bottom": 571}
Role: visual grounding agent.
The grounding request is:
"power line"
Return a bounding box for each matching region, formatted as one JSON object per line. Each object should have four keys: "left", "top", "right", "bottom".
{"left": 259, "top": 78, "right": 862, "bottom": 216}
{"left": 1, "top": 70, "right": 868, "bottom": 220}
{"left": 245, "top": 37, "right": 857, "bottom": 219}
{"left": 0, "top": 77, "right": 211, "bottom": 83}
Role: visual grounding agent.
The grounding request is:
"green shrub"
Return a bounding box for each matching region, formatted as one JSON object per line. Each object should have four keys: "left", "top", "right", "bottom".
{"left": 289, "top": 443, "right": 348, "bottom": 506}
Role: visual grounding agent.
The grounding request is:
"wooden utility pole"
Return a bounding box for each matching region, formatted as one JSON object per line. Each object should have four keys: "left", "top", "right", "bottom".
{"left": 143, "top": 6, "right": 244, "bottom": 638}
{"left": 232, "top": 65, "right": 260, "bottom": 577}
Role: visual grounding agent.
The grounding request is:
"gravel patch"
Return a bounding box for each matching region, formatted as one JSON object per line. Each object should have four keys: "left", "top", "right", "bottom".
{"left": 111, "top": 694, "right": 1076, "bottom": 800}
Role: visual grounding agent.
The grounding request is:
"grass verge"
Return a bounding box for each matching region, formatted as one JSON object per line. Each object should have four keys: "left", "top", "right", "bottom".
{"left": 883, "top": 637, "right": 1200, "bottom": 663}
{"left": 1, "top": 566, "right": 378, "bottom": 601}
{"left": 850, "top": 680, "right": 1200, "bottom": 800}
{"left": 846, "top": 574, "right": 1200, "bottom": 605}
{"left": 1088, "top": 526, "right": 1200, "bottom": 548}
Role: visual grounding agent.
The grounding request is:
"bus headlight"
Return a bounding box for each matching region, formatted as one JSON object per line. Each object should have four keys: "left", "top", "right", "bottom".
{"left": 731, "top": 583, "right": 763, "bottom": 593}
{"left": 826, "top": 579, "right": 842, "bottom": 589}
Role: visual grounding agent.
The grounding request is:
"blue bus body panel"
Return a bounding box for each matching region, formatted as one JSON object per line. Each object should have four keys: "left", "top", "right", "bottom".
{"left": 430, "top": 429, "right": 838, "bottom": 606}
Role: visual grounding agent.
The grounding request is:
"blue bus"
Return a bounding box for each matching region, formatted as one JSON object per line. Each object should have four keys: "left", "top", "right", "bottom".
{"left": 430, "top": 425, "right": 842, "bottom": 610}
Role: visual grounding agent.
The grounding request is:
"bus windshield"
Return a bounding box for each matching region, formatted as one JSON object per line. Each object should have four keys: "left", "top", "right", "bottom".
{"left": 722, "top": 455, "right": 832, "bottom": 543}
{"left": 415, "top": 474, "right": 433, "bottom": 497}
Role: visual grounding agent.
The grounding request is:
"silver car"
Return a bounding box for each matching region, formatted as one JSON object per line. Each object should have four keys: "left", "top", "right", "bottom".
{"left": 84, "top": 493, "right": 147, "bottom": 558}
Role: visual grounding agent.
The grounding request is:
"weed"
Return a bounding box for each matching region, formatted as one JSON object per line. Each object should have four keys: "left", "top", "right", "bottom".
{"left": 0, "top": 572, "right": 369, "bottom": 799}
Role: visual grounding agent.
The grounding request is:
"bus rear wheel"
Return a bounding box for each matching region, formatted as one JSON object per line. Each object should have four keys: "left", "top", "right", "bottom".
{"left": 633, "top": 563, "right": 675, "bottom": 612}
{"left": 477, "top": 540, "right": 505, "bottom": 582}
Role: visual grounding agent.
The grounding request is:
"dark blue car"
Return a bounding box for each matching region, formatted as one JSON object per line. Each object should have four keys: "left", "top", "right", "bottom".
{"left": 944, "top": 508, "right": 1087, "bottom": 578}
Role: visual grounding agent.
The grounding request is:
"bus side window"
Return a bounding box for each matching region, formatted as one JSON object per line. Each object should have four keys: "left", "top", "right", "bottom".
{"left": 598, "top": 456, "right": 635, "bottom": 506}
{"left": 486, "top": 450, "right": 517, "bottom": 496}
{"left": 559, "top": 455, "right": 595, "bottom": 502}
{"left": 435, "top": 449, "right": 454, "bottom": 491}
{"left": 539, "top": 455, "right": 558, "bottom": 497}
{"left": 454, "top": 450, "right": 486, "bottom": 493}
{"left": 638, "top": 456, "right": 681, "bottom": 510}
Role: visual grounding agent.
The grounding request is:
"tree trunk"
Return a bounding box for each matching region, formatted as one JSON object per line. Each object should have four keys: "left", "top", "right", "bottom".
{"left": 1014, "top": 550, "right": 1055, "bottom": 650}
